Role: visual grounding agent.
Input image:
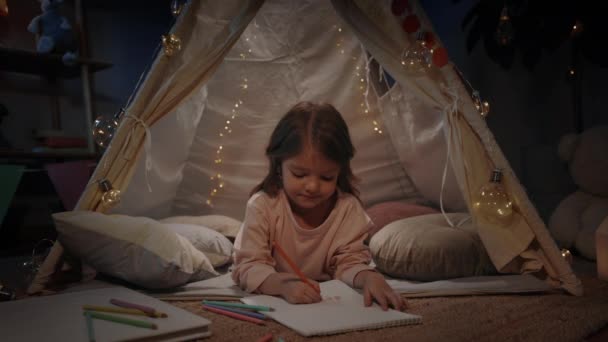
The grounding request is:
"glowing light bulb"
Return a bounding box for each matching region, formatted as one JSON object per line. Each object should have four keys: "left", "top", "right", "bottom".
{"left": 473, "top": 169, "right": 513, "bottom": 226}
{"left": 401, "top": 32, "right": 432, "bottom": 75}
{"left": 472, "top": 91, "right": 490, "bottom": 118}
{"left": 162, "top": 34, "right": 182, "bottom": 56}
{"left": 561, "top": 248, "right": 573, "bottom": 264}
{"left": 92, "top": 114, "right": 120, "bottom": 149}
{"left": 99, "top": 179, "right": 122, "bottom": 208}
{"left": 170, "top": 0, "right": 184, "bottom": 17}
{"left": 495, "top": 6, "right": 514, "bottom": 46}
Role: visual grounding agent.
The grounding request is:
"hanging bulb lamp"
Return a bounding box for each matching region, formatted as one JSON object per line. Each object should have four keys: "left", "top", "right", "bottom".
{"left": 495, "top": 6, "right": 514, "bottom": 46}
{"left": 162, "top": 34, "right": 182, "bottom": 57}
{"left": 170, "top": 0, "right": 184, "bottom": 17}
{"left": 473, "top": 168, "right": 514, "bottom": 226}
{"left": 92, "top": 112, "right": 121, "bottom": 149}
{"left": 99, "top": 179, "right": 122, "bottom": 208}
{"left": 401, "top": 31, "right": 432, "bottom": 75}
{"left": 471, "top": 91, "right": 491, "bottom": 118}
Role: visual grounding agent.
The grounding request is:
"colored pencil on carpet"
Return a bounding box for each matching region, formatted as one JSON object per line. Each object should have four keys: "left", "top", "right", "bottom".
{"left": 202, "top": 300, "right": 274, "bottom": 312}
{"left": 110, "top": 298, "right": 167, "bottom": 317}
{"left": 255, "top": 332, "right": 273, "bottom": 342}
{"left": 272, "top": 240, "right": 320, "bottom": 293}
{"left": 202, "top": 303, "right": 267, "bottom": 320}
{"left": 85, "top": 311, "right": 158, "bottom": 330}
{"left": 201, "top": 304, "right": 265, "bottom": 325}
{"left": 84, "top": 311, "right": 96, "bottom": 342}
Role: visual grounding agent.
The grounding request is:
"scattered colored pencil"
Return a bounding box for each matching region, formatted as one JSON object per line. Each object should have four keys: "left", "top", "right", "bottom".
{"left": 202, "top": 303, "right": 267, "bottom": 320}
{"left": 110, "top": 298, "right": 167, "bottom": 317}
{"left": 255, "top": 332, "right": 273, "bottom": 342}
{"left": 85, "top": 311, "right": 158, "bottom": 330}
{"left": 84, "top": 311, "right": 96, "bottom": 342}
{"left": 83, "top": 305, "right": 150, "bottom": 317}
{"left": 272, "top": 240, "right": 320, "bottom": 293}
{"left": 201, "top": 304, "right": 265, "bottom": 325}
{"left": 202, "top": 300, "right": 274, "bottom": 312}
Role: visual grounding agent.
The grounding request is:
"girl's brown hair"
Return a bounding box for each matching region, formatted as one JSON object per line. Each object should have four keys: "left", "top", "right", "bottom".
{"left": 250, "top": 101, "right": 359, "bottom": 199}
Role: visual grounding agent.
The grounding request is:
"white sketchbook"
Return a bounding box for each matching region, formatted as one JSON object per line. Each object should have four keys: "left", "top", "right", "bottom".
{"left": 0, "top": 286, "right": 211, "bottom": 342}
{"left": 241, "top": 280, "right": 422, "bottom": 336}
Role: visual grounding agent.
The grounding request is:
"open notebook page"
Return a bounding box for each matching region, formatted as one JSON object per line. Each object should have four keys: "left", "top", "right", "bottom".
{"left": 241, "top": 280, "right": 421, "bottom": 336}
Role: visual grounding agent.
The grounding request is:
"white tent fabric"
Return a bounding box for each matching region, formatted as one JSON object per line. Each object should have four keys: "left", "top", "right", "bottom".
{"left": 29, "top": 0, "right": 581, "bottom": 296}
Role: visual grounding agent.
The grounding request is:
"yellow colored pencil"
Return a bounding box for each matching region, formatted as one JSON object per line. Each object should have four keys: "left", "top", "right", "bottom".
{"left": 82, "top": 305, "right": 150, "bottom": 317}
{"left": 84, "top": 311, "right": 158, "bottom": 330}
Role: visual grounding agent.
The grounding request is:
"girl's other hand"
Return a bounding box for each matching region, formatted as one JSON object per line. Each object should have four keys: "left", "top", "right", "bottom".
{"left": 356, "top": 270, "right": 406, "bottom": 311}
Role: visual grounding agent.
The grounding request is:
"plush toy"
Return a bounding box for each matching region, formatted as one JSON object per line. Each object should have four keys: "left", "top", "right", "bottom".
{"left": 27, "top": 0, "right": 77, "bottom": 65}
{"left": 548, "top": 125, "right": 608, "bottom": 260}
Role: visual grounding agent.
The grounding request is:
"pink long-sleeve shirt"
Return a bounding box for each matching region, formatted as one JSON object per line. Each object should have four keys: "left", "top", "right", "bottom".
{"left": 232, "top": 189, "right": 374, "bottom": 293}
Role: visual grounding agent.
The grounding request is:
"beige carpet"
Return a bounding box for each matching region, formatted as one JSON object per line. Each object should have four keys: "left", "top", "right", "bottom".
{"left": 171, "top": 275, "right": 608, "bottom": 342}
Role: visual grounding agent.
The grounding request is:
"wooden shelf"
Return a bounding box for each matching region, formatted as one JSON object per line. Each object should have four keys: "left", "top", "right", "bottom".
{"left": 0, "top": 47, "right": 112, "bottom": 79}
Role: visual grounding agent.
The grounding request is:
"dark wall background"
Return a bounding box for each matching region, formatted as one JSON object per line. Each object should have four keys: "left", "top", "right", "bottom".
{"left": 1, "top": 0, "right": 606, "bottom": 223}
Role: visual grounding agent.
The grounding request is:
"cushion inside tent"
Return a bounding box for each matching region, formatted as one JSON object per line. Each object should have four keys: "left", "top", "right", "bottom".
{"left": 111, "top": 0, "right": 466, "bottom": 221}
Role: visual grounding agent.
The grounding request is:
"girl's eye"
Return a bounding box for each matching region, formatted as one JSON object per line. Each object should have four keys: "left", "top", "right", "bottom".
{"left": 292, "top": 172, "right": 305, "bottom": 178}
{"left": 321, "top": 176, "right": 335, "bottom": 181}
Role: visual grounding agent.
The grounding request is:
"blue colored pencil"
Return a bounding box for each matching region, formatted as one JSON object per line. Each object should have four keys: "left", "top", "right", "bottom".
{"left": 202, "top": 303, "right": 267, "bottom": 320}
{"left": 201, "top": 300, "right": 274, "bottom": 312}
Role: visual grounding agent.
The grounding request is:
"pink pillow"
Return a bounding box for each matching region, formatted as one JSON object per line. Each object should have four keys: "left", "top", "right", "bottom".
{"left": 366, "top": 201, "right": 439, "bottom": 238}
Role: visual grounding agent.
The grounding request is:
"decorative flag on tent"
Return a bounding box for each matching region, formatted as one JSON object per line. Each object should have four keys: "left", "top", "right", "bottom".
{"left": 0, "top": 164, "right": 24, "bottom": 225}
{"left": 45, "top": 160, "right": 96, "bottom": 211}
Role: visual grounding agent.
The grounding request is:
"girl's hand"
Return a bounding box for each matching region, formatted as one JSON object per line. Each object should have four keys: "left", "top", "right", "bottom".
{"left": 356, "top": 270, "right": 406, "bottom": 311}
{"left": 279, "top": 274, "right": 322, "bottom": 304}
{"left": 259, "top": 272, "right": 321, "bottom": 304}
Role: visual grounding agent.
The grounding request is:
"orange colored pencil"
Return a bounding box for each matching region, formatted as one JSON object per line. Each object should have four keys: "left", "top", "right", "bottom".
{"left": 202, "top": 304, "right": 266, "bottom": 325}
{"left": 272, "top": 240, "right": 320, "bottom": 293}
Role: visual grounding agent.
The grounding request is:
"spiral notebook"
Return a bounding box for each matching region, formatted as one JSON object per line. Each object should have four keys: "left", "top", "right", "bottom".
{"left": 241, "top": 280, "right": 422, "bottom": 336}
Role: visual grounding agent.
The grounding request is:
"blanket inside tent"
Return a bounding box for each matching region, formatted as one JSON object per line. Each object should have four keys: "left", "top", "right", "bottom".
{"left": 28, "top": 0, "right": 582, "bottom": 297}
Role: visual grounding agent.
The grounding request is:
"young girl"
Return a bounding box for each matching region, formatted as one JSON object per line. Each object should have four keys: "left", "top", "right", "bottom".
{"left": 232, "top": 102, "right": 405, "bottom": 311}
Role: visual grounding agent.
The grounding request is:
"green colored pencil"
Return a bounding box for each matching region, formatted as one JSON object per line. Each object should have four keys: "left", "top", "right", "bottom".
{"left": 84, "top": 311, "right": 158, "bottom": 330}
{"left": 84, "top": 311, "right": 96, "bottom": 342}
{"left": 202, "top": 300, "right": 274, "bottom": 312}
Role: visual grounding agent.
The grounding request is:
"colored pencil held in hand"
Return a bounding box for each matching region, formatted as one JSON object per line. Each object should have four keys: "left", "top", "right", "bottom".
{"left": 272, "top": 240, "right": 321, "bottom": 293}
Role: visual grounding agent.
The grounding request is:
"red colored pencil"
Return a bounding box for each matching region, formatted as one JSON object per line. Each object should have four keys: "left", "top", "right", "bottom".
{"left": 272, "top": 240, "right": 320, "bottom": 293}
{"left": 255, "top": 332, "right": 273, "bottom": 342}
{"left": 202, "top": 304, "right": 266, "bottom": 325}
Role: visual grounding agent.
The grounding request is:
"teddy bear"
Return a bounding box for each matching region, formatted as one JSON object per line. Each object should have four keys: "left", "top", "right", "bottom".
{"left": 548, "top": 125, "right": 608, "bottom": 260}
{"left": 27, "top": 0, "right": 78, "bottom": 65}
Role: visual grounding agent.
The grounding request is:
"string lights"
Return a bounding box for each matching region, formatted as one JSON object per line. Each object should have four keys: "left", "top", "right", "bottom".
{"left": 335, "top": 25, "right": 383, "bottom": 136}
{"left": 204, "top": 26, "right": 257, "bottom": 207}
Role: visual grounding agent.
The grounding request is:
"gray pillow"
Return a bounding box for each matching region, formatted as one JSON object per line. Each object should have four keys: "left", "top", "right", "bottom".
{"left": 370, "top": 213, "right": 496, "bottom": 281}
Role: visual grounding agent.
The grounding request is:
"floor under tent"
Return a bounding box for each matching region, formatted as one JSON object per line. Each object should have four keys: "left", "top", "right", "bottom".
{"left": 11, "top": 0, "right": 608, "bottom": 341}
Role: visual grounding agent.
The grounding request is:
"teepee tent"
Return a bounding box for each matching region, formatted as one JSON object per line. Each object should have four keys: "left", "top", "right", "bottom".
{"left": 29, "top": 0, "right": 582, "bottom": 296}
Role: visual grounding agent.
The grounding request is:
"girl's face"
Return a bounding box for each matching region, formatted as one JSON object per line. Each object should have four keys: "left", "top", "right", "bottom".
{"left": 281, "top": 145, "right": 340, "bottom": 213}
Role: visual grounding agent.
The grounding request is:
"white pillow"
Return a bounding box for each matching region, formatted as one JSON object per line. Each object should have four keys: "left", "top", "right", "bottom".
{"left": 53, "top": 211, "right": 219, "bottom": 289}
{"left": 370, "top": 213, "right": 496, "bottom": 281}
{"left": 162, "top": 223, "right": 233, "bottom": 267}
{"left": 159, "top": 215, "right": 242, "bottom": 238}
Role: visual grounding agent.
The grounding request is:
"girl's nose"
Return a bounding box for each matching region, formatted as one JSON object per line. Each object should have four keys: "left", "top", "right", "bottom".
{"left": 305, "top": 177, "right": 320, "bottom": 193}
